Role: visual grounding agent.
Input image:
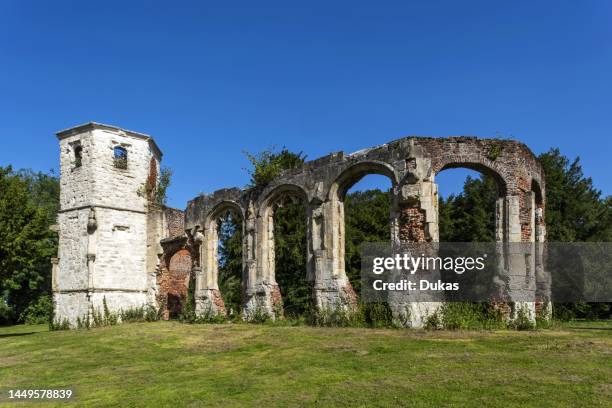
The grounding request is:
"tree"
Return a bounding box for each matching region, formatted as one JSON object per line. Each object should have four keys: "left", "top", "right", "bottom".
{"left": 0, "top": 166, "right": 59, "bottom": 324}
{"left": 436, "top": 150, "right": 611, "bottom": 319}
{"left": 538, "top": 149, "right": 611, "bottom": 319}
{"left": 344, "top": 189, "right": 391, "bottom": 292}
{"left": 244, "top": 148, "right": 306, "bottom": 188}
{"left": 217, "top": 213, "right": 243, "bottom": 316}
{"left": 233, "top": 148, "right": 311, "bottom": 315}
{"left": 439, "top": 175, "right": 499, "bottom": 242}
{"left": 539, "top": 148, "right": 611, "bottom": 242}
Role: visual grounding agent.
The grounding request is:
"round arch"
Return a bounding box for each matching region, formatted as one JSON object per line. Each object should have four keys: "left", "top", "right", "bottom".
{"left": 206, "top": 200, "right": 244, "bottom": 227}
{"left": 328, "top": 160, "right": 398, "bottom": 201}
{"left": 434, "top": 161, "right": 508, "bottom": 197}
{"left": 157, "top": 241, "right": 193, "bottom": 320}
{"left": 258, "top": 183, "right": 309, "bottom": 217}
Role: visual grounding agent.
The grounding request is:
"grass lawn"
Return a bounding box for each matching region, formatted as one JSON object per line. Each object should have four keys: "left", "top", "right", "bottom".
{"left": 0, "top": 321, "right": 611, "bottom": 407}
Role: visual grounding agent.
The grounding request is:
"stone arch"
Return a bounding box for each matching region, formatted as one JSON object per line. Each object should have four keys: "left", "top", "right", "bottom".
{"left": 199, "top": 200, "right": 245, "bottom": 317}
{"left": 426, "top": 160, "right": 509, "bottom": 244}
{"left": 206, "top": 200, "right": 244, "bottom": 227}
{"left": 328, "top": 160, "right": 399, "bottom": 202}
{"left": 258, "top": 183, "right": 309, "bottom": 216}
{"left": 256, "top": 183, "right": 310, "bottom": 317}
{"left": 325, "top": 160, "right": 399, "bottom": 277}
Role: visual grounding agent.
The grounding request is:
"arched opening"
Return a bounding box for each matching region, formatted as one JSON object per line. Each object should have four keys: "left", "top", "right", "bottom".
{"left": 328, "top": 163, "right": 397, "bottom": 325}
{"left": 329, "top": 162, "right": 398, "bottom": 277}
{"left": 158, "top": 247, "right": 193, "bottom": 320}
{"left": 215, "top": 209, "right": 243, "bottom": 317}
{"left": 204, "top": 202, "right": 244, "bottom": 317}
{"left": 343, "top": 174, "right": 393, "bottom": 294}
{"left": 436, "top": 167, "right": 503, "bottom": 242}
{"left": 261, "top": 185, "right": 309, "bottom": 318}
{"left": 435, "top": 165, "right": 507, "bottom": 316}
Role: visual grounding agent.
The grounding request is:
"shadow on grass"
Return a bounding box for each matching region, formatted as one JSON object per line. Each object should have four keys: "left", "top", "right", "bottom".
{"left": 0, "top": 332, "right": 36, "bottom": 339}
{"left": 567, "top": 326, "right": 612, "bottom": 331}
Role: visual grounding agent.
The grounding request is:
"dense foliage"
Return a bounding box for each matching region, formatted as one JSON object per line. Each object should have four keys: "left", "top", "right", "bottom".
{"left": 0, "top": 167, "right": 59, "bottom": 325}
{"left": 272, "top": 201, "right": 309, "bottom": 316}
{"left": 217, "top": 214, "right": 243, "bottom": 316}
{"left": 344, "top": 190, "right": 391, "bottom": 292}
{"left": 439, "top": 175, "right": 499, "bottom": 242}
{"left": 539, "top": 148, "right": 611, "bottom": 242}
{"left": 244, "top": 148, "right": 306, "bottom": 188}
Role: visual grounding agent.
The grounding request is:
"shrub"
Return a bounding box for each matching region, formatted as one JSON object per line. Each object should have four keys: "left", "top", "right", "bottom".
{"left": 308, "top": 305, "right": 364, "bottom": 328}
{"left": 363, "top": 302, "right": 394, "bottom": 328}
{"left": 21, "top": 295, "right": 53, "bottom": 325}
{"left": 424, "top": 311, "right": 442, "bottom": 330}
{"left": 535, "top": 302, "right": 553, "bottom": 329}
{"left": 178, "top": 296, "right": 197, "bottom": 323}
{"left": 49, "top": 318, "right": 70, "bottom": 331}
{"left": 0, "top": 297, "right": 15, "bottom": 326}
{"left": 194, "top": 303, "right": 227, "bottom": 324}
{"left": 439, "top": 302, "right": 506, "bottom": 330}
{"left": 89, "top": 297, "right": 118, "bottom": 328}
{"left": 509, "top": 306, "right": 535, "bottom": 331}
{"left": 246, "top": 301, "right": 271, "bottom": 324}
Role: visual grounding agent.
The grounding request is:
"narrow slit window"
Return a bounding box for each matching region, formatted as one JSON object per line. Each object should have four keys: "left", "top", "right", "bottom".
{"left": 74, "top": 145, "right": 83, "bottom": 168}
{"left": 114, "top": 146, "right": 128, "bottom": 169}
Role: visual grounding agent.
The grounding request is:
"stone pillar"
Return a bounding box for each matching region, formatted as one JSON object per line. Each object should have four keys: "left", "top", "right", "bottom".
{"left": 244, "top": 204, "right": 282, "bottom": 320}
{"left": 534, "top": 200, "right": 551, "bottom": 321}
{"left": 503, "top": 194, "right": 536, "bottom": 322}
{"left": 195, "top": 221, "right": 226, "bottom": 317}
{"left": 51, "top": 257, "right": 60, "bottom": 292}
{"left": 310, "top": 199, "right": 357, "bottom": 312}
{"left": 390, "top": 178, "right": 443, "bottom": 328}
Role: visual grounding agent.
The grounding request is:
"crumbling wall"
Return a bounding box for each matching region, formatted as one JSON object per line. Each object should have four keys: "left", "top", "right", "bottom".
{"left": 179, "top": 136, "right": 545, "bottom": 326}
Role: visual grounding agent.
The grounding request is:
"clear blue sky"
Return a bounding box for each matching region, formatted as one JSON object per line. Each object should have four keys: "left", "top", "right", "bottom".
{"left": 1, "top": 1, "right": 610, "bottom": 208}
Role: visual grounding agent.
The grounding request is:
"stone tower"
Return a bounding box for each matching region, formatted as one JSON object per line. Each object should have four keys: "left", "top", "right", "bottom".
{"left": 53, "top": 122, "right": 163, "bottom": 326}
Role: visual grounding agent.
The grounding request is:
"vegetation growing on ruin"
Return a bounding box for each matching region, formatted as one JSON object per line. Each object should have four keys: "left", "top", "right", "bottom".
{"left": 1, "top": 147, "right": 611, "bottom": 327}
{"left": 154, "top": 167, "right": 173, "bottom": 206}
{"left": 243, "top": 147, "right": 306, "bottom": 188}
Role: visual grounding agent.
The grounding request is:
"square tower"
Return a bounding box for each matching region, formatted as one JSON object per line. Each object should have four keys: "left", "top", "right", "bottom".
{"left": 53, "top": 122, "right": 163, "bottom": 326}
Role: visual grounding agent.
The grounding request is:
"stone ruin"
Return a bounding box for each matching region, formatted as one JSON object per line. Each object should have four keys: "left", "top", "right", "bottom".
{"left": 52, "top": 122, "right": 547, "bottom": 327}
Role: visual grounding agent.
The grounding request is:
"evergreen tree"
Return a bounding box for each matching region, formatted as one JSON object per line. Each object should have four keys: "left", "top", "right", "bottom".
{"left": 273, "top": 201, "right": 309, "bottom": 316}
{"left": 439, "top": 175, "right": 499, "bottom": 242}
{"left": 0, "top": 166, "right": 58, "bottom": 324}
{"left": 344, "top": 189, "right": 391, "bottom": 293}
{"left": 217, "top": 213, "right": 243, "bottom": 317}
{"left": 538, "top": 148, "right": 611, "bottom": 242}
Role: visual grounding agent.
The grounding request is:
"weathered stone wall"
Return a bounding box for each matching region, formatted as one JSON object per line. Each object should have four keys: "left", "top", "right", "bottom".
{"left": 54, "top": 123, "right": 162, "bottom": 326}
{"left": 184, "top": 136, "right": 546, "bottom": 326}
{"left": 54, "top": 124, "right": 546, "bottom": 328}
{"left": 164, "top": 207, "right": 186, "bottom": 238}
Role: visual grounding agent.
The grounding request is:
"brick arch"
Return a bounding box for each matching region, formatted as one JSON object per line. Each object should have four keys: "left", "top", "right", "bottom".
{"left": 432, "top": 159, "right": 508, "bottom": 197}
{"left": 157, "top": 246, "right": 193, "bottom": 320}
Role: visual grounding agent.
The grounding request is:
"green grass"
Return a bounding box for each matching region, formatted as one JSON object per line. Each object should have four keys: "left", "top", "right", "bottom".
{"left": 0, "top": 321, "right": 611, "bottom": 407}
